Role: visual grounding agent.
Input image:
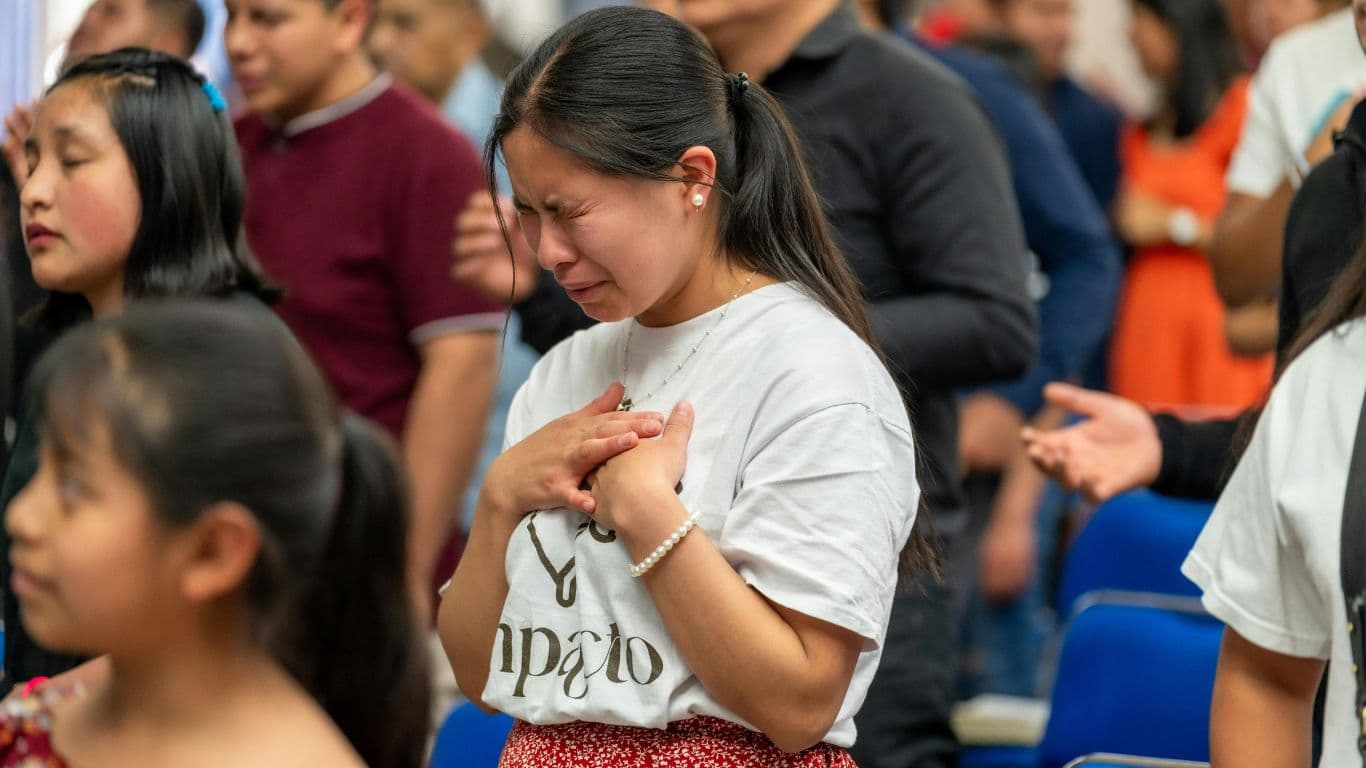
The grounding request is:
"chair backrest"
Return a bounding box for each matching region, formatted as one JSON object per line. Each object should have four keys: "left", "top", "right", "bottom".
{"left": 1056, "top": 491, "right": 1211, "bottom": 617}
{"left": 428, "top": 701, "right": 515, "bottom": 768}
{"left": 1038, "top": 602, "right": 1222, "bottom": 768}
{"left": 1063, "top": 755, "right": 1209, "bottom": 768}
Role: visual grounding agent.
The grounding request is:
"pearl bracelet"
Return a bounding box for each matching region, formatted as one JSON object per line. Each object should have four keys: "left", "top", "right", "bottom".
{"left": 629, "top": 509, "right": 701, "bottom": 578}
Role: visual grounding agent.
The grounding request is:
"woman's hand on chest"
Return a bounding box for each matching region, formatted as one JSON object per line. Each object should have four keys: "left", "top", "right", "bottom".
{"left": 484, "top": 382, "right": 665, "bottom": 520}
{"left": 588, "top": 400, "right": 695, "bottom": 540}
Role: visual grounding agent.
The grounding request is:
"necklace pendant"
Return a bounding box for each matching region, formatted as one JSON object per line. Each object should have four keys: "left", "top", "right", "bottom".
{"left": 617, "top": 396, "right": 633, "bottom": 412}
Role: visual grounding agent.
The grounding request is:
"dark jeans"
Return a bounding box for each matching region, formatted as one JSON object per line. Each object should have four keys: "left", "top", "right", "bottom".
{"left": 851, "top": 523, "right": 972, "bottom": 768}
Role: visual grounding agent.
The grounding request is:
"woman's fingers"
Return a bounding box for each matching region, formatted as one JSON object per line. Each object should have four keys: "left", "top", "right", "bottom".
{"left": 592, "top": 415, "right": 663, "bottom": 440}
{"left": 573, "top": 432, "right": 641, "bottom": 470}
{"left": 563, "top": 487, "right": 596, "bottom": 515}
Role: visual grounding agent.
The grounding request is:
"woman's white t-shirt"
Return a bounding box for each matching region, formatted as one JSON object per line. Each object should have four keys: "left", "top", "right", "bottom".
{"left": 481, "top": 282, "right": 920, "bottom": 748}
{"left": 1183, "top": 317, "right": 1366, "bottom": 766}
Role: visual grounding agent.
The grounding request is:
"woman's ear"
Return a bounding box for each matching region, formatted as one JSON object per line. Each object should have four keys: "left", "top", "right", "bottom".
{"left": 177, "top": 502, "right": 263, "bottom": 604}
{"left": 676, "top": 145, "right": 720, "bottom": 211}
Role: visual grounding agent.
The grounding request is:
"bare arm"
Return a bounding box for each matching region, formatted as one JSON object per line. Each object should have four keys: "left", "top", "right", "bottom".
{"left": 403, "top": 332, "right": 498, "bottom": 605}
{"left": 977, "top": 404, "right": 1065, "bottom": 601}
{"left": 437, "top": 485, "right": 523, "bottom": 707}
{"left": 1210, "top": 628, "right": 1323, "bottom": 767}
{"left": 1224, "top": 298, "right": 1280, "bottom": 357}
{"left": 1209, "top": 187, "right": 1293, "bottom": 309}
{"left": 591, "top": 403, "right": 864, "bottom": 753}
{"left": 634, "top": 499, "right": 861, "bottom": 753}
{"left": 1211, "top": 95, "right": 1358, "bottom": 310}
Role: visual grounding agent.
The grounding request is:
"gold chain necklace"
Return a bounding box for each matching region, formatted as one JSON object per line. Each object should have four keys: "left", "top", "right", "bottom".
{"left": 617, "top": 269, "right": 759, "bottom": 412}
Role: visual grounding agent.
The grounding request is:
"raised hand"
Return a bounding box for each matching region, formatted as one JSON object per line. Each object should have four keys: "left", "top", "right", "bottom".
{"left": 451, "top": 191, "right": 540, "bottom": 305}
{"left": 3, "top": 102, "right": 35, "bottom": 186}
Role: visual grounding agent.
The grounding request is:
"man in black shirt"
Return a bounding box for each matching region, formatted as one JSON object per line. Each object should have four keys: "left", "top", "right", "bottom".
{"left": 453, "top": 2, "right": 1036, "bottom": 765}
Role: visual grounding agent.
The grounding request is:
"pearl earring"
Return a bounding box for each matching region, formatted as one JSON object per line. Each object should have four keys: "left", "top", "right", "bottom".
{"left": 691, "top": 192, "right": 705, "bottom": 210}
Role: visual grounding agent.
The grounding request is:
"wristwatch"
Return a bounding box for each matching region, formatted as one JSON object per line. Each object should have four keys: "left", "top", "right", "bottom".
{"left": 1168, "top": 206, "right": 1201, "bottom": 247}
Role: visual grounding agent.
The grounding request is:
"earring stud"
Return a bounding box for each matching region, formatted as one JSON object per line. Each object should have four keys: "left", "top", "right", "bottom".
{"left": 691, "top": 192, "right": 705, "bottom": 210}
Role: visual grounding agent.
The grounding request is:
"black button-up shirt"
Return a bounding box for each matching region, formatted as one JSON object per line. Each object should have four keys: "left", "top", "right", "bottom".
{"left": 757, "top": 5, "right": 1034, "bottom": 531}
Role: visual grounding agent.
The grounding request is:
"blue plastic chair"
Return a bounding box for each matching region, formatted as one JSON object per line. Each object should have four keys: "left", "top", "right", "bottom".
{"left": 1062, "top": 756, "right": 1208, "bottom": 767}
{"left": 428, "top": 701, "right": 515, "bottom": 768}
{"left": 1036, "top": 601, "right": 1223, "bottom": 768}
{"left": 1055, "top": 491, "right": 1211, "bottom": 617}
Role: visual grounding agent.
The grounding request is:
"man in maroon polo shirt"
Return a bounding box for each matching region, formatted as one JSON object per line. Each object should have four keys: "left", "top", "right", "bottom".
{"left": 226, "top": 0, "right": 501, "bottom": 613}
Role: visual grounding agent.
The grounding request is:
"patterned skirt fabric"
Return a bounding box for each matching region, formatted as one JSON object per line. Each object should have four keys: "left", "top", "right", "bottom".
{"left": 498, "top": 716, "right": 858, "bottom": 767}
{"left": 0, "top": 680, "right": 70, "bottom": 767}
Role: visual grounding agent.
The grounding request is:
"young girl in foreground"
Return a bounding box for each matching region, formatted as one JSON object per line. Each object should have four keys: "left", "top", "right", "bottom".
{"left": 439, "top": 7, "right": 923, "bottom": 765}
{"left": 4, "top": 46, "right": 277, "bottom": 684}
{"left": 3, "top": 301, "right": 429, "bottom": 767}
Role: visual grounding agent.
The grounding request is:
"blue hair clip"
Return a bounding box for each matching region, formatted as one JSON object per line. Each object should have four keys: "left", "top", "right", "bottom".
{"left": 201, "top": 80, "right": 227, "bottom": 113}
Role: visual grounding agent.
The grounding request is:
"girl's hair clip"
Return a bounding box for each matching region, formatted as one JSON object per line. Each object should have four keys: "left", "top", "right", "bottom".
{"left": 202, "top": 80, "right": 227, "bottom": 113}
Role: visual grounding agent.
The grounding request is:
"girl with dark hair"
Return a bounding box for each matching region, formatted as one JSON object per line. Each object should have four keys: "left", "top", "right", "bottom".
{"left": 1108, "top": 0, "right": 1269, "bottom": 409}
{"left": 22, "top": 47, "right": 275, "bottom": 334}
{"left": 2, "top": 301, "right": 429, "bottom": 768}
{"left": 3, "top": 47, "right": 277, "bottom": 685}
{"left": 438, "top": 7, "right": 919, "bottom": 766}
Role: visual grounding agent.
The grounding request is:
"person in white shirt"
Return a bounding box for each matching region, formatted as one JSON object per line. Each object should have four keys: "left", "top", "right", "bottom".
{"left": 1182, "top": 242, "right": 1366, "bottom": 765}
{"left": 437, "top": 6, "right": 924, "bottom": 765}
{"left": 1208, "top": 1, "right": 1362, "bottom": 319}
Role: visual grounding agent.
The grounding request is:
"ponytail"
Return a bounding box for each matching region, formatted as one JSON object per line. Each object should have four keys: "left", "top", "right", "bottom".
{"left": 726, "top": 75, "right": 941, "bottom": 581}
{"left": 720, "top": 78, "right": 877, "bottom": 350}
{"left": 286, "top": 414, "right": 431, "bottom": 768}
{"left": 30, "top": 303, "right": 428, "bottom": 765}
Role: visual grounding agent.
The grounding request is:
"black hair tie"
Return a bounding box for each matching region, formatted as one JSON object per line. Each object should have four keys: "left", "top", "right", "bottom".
{"left": 728, "top": 72, "right": 750, "bottom": 108}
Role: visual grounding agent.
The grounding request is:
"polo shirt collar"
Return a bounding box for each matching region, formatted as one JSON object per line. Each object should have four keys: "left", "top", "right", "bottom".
{"left": 787, "top": 2, "right": 861, "bottom": 63}
{"left": 278, "top": 72, "right": 392, "bottom": 137}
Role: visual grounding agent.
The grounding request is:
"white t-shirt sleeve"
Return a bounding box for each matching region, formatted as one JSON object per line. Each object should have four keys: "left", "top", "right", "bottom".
{"left": 1225, "top": 56, "right": 1293, "bottom": 197}
{"left": 1181, "top": 374, "right": 1331, "bottom": 659}
{"left": 501, "top": 375, "right": 536, "bottom": 451}
{"left": 716, "top": 402, "right": 918, "bottom": 647}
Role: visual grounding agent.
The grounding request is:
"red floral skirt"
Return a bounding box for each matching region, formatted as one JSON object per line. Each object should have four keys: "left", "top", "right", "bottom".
{"left": 498, "top": 716, "right": 858, "bottom": 767}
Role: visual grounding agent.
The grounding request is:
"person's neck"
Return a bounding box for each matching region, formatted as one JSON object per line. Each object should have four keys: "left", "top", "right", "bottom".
{"left": 703, "top": 0, "right": 842, "bottom": 83}
{"left": 85, "top": 277, "right": 124, "bottom": 318}
{"left": 281, "top": 53, "right": 378, "bottom": 123}
{"left": 636, "top": 251, "right": 775, "bottom": 328}
{"left": 94, "top": 615, "right": 283, "bottom": 731}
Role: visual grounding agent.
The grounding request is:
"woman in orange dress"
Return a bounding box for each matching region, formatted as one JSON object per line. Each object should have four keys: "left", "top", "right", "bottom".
{"left": 1110, "top": 0, "right": 1272, "bottom": 412}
